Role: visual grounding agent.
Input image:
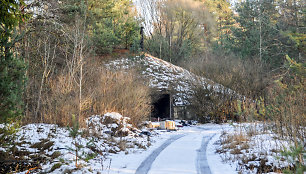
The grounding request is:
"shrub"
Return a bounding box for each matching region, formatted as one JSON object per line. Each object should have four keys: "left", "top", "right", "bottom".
{"left": 266, "top": 56, "right": 305, "bottom": 145}
{"left": 38, "top": 58, "right": 151, "bottom": 127}
{"left": 190, "top": 82, "right": 239, "bottom": 123}
{"left": 187, "top": 51, "right": 268, "bottom": 123}
{"left": 89, "top": 67, "right": 151, "bottom": 127}
{"left": 280, "top": 145, "right": 305, "bottom": 174}
{"left": 186, "top": 51, "right": 268, "bottom": 99}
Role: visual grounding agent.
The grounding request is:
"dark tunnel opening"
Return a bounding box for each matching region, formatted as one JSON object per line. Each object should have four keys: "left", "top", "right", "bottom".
{"left": 152, "top": 94, "right": 170, "bottom": 119}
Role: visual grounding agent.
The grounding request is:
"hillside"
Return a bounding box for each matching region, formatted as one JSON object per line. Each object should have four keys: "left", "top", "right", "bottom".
{"left": 105, "top": 54, "right": 234, "bottom": 106}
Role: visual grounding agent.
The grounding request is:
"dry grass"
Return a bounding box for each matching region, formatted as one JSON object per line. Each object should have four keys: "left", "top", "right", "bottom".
{"left": 26, "top": 57, "right": 151, "bottom": 127}
{"left": 216, "top": 124, "right": 297, "bottom": 173}
{"left": 217, "top": 126, "right": 253, "bottom": 163}
{"left": 240, "top": 142, "right": 250, "bottom": 150}
{"left": 233, "top": 133, "right": 249, "bottom": 142}
{"left": 230, "top": 148, "right": 242, "bottom": 155}
{"left": 89, "top": 68, "right": 151, "bottom": 127}
{"left": 245, "top": 125, "right": 258, "bottom": 137}
{"left": 118, "top": 140, "right": 127, "bottom": 151}
{"left": 221, "top": 133, "right": 249, "bottom": 146}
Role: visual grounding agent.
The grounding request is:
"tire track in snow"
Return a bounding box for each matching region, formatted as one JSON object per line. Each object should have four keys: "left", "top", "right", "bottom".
{"left": 135, "top": 134, "right": 185, "bottom": 174}
{"left": 196, "top": 133, "right": 216, "bottom": 174}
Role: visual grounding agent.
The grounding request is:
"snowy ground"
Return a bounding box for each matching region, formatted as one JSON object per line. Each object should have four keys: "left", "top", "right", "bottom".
{"left": 0, "top": 115, "right": 237, "bottom": 174}
{"left": 106, "top": 124, "right": 236, "bottom": 174}
{"left": 0, "top": 113, "right": 153, "bottom": 174}
{"left": 213, "top": 123, "right": 303, "bottom": 174}
{"left": 1, "top": 117, "right": 299, "bottom": 174}
{"left": 106, "top": 123, "right": 301, "bottom": 174}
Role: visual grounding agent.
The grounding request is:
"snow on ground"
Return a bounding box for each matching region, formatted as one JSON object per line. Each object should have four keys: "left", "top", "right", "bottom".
{"left": 147, "top": 127, "right": 210, "bottom": 174}
{"left": 1, "top": 116, "right": 238, "bottom": 174}
{"left": 0, "top": 113, "right": 153, "bottom": 174}
{"left": 207, "top": 133, "right": 237, "bottom": 174}
{"left": 213, "top": 123, "right": 300, "bottom": 174}
{"left": 2, "top": 116, "right": 295, "bottom": 174}
{"left": 108, "top": 130, "right": 182, "bottom": 174}
{"left": 108, "top": 124, "right": 236, "bottom": 174}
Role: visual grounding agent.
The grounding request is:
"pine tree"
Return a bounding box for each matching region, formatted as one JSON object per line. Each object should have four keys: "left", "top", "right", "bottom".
{"left": 0, "top": 32, "right": 26, "bottom": 123}
{"left": 0, "top": 0, "right": 26, "bottom": 123}
{"left": 202, "top": 0, "right": 235, "bottom": 46}
{"left": 223, "top": 0, "right": 297, "bottom": 68}
{"left": 276, "top": 0, "right": 305, "bottom": 61}
{"left": 89, "top": 0, "right": 141, "bottom": 53}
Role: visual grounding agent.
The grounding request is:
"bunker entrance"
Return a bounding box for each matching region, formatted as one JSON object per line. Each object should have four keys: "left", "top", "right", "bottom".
{"left": 152, "top": 94, "right": 171, "bottom": 120}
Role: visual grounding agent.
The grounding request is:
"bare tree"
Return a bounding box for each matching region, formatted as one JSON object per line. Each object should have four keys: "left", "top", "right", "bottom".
{"left": 34, "top": 25, "right": 57, "bottom": 121}
{"left": 138, "top": 0, "right": 215, "bottom": 63}
{"left": 62, "top": 10, "right": 89, "bottom": 122}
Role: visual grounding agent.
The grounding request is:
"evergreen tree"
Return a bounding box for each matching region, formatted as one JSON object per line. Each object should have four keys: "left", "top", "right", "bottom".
{"left": 202, "top": 0, "right": 235, "bottom": 46}
{"left": 0, "top": 0, "right": 27, "bottom": 123}
{"left": 0, "top": 0, "right": 25, "bottom": 39}
{"left": 89, "top": 0, "right": 141, "bottom": 53}
{"left": 0, "top": 32, "right": 26, "bottom": 123}
{"left": 223, "top": 0, "right": 297, "bottom": 68}
{"left": 276, "top": 0, "right": 305, "bottom": 61}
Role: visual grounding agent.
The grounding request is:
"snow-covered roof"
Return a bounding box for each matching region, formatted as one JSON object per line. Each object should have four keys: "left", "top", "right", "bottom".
{"left": 105, "top": 54, "right": 235, "bottom": 106}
